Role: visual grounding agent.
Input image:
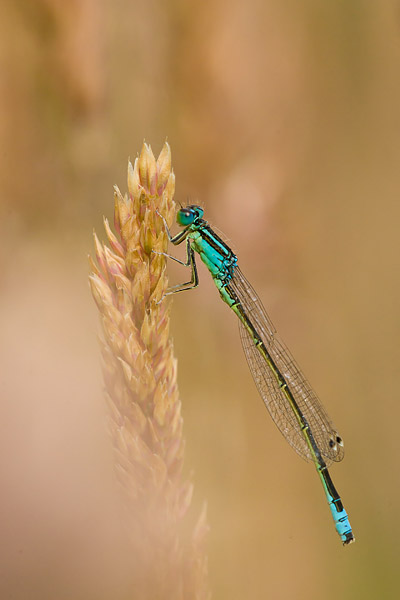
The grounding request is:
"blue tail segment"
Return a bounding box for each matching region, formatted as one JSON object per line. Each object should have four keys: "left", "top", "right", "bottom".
{"left": 321, "top": 466, "right": 354, "bottom": 544}
{"left": 329, "top": 499, "right": 354, "bottom": 545}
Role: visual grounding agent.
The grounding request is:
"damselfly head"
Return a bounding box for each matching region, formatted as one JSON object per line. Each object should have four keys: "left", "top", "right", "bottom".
{"left": 176, "top": 205, "right": 204, "bottom": 226}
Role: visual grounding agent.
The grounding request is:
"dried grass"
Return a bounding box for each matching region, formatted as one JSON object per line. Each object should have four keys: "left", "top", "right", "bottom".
{"left": 89, "top": 142, "right": 209, "bottom": 599}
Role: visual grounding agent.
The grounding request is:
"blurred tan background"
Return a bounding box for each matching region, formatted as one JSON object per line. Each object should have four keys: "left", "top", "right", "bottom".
{"left": 1, "top": 1, "right": 399, "bottom": 598}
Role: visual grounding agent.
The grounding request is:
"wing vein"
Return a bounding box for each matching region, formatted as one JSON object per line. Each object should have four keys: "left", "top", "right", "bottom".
{"left": 228, "top": 267, "right": 344, "bottom": 464}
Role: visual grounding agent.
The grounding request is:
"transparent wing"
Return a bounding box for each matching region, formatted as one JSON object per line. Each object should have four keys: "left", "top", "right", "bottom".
{"left": 229, "top": 267, "right": 344, "bottom": 464}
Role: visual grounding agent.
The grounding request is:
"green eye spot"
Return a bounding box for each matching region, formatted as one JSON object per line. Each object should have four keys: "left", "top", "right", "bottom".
{"left": 176, "top": 206, "right": 204, "bottom": 226}
{"left": 177, "top": 209, "right": 193, "bottom": 226}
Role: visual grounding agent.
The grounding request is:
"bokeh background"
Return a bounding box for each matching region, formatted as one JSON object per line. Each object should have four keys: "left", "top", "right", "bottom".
{"left": 1, "top": 1, "right": 399, "bottom": 598}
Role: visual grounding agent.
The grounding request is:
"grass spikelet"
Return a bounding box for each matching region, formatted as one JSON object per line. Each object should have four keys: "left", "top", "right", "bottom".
{"left": 90, "top": 142, "right": 209, "bottom": 599}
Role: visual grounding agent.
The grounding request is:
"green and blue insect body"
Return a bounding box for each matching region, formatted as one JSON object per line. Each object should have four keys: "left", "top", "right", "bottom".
{"left": 162, "top": 204, "right": 354, "bottom": 545}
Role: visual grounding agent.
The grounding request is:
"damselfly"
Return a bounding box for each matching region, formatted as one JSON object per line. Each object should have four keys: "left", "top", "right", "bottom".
{"left": 157, "top": 204, "right": 354, "bottom": 545}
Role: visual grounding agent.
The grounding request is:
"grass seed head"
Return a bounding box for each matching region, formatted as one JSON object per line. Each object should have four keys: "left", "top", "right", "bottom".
{"left": 90, "top": 142, "right": 209, "bottom": 599}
